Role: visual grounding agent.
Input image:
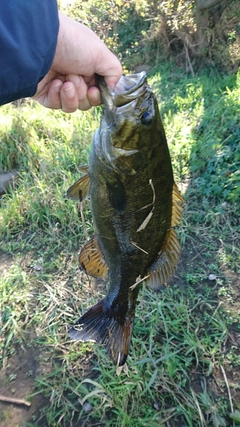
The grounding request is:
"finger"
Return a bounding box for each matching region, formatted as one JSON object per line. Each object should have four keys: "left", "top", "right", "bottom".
{"left": 104, "top": 74, "right": 121, "bottom": 90}
{"left": 95, "top": 51, "right": 122, "bottom": 90}
{"left": 43, "top": 80, "right": 63, "bottom": 109}
{"left": 60, "top": 81, "right": 79, "bottom": 113}
{"left": 34, "top": 79, "right": 63, "bottom": 109}
{"left": 70, "top": 74, "right": 101, "bottom": 106}
{"left": 67, "top": 75, "right": 92, "bottom": 111}
{"left": 87, "top": 86, "right": 101, "bottom": 106}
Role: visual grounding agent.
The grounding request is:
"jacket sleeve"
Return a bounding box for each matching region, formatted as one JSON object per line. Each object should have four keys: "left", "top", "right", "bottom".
{"left": 0, "top": 0, "right": 59, "bottom": 106}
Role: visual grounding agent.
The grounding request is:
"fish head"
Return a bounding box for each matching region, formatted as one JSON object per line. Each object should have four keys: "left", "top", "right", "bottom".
{"left": 96, "top": 72, "right": 164, "bottom": 174}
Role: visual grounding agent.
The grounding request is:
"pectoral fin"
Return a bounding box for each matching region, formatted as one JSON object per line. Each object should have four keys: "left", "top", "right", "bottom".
{"left": 79, "top": 235, "right": 108, "bottom": 279}
{"left": 147, "top": 183, "right": 183, "bottom": 289}
{"left": 66, "top": 166, "right": 90, "bottom": 201}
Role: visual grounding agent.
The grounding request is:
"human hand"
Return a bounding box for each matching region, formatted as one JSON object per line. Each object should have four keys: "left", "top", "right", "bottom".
{"left": 32, "top": 13, "right": 122, "bottom": 112}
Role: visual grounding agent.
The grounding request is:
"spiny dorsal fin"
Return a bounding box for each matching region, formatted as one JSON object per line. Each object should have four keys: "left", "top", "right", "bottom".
{"left": 66, "top": 166, "right": 90, "bottom": 201}
{"left": 146, "top": 228, "right": 181, "bottom": 289}
{"left": 171, "top": 183, "right": 184, "bottom": 227}
{"left": 79, "top": 235, "right": 108, "bottom": 279}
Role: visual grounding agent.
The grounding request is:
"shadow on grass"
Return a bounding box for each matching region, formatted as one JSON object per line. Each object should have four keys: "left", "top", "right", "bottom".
{"left": 0, "top": 64, "right": 239, "bottom": 427}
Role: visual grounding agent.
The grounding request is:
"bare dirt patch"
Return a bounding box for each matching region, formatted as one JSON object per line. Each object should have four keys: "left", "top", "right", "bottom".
{"left": 172, "top": 232, "right": 240, "bottom": 412}
{"left": 0, "top": 346, "right": 48, "bottom": 427}
{"left": 0, "top": 253, "right": 14, "bottom": 275}
{"left": 0, "top": 225, "right": 239, "bottom": 426}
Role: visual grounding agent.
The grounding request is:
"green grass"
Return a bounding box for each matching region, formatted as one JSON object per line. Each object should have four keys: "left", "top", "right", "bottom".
{"left": 0, "top": 64, "right": 239, "bottom": 427}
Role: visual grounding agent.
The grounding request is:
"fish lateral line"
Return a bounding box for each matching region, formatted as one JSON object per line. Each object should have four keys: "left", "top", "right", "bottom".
{"left": 69, "top": 73, "right": 184, "bottom": 366}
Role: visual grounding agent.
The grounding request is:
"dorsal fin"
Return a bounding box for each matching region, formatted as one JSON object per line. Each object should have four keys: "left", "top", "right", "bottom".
{"left": 171, "top": 183, "right": 183, "bottom": 227}
{"left": 146, "top": 228, "right": 181, "bottom": 289}
{"left": 66, "top": 166, "right": 90, "bottom": 201}
{"left": 79, "top": 235, "right": 108, "bottom": 279}
{"left": 146, "top": 183, "right": 183, "bottom": 289}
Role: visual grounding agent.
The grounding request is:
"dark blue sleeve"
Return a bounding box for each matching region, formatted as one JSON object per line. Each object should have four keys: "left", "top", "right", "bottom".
{"left": 0, "top": 0, "right": 59, "bottom": 106}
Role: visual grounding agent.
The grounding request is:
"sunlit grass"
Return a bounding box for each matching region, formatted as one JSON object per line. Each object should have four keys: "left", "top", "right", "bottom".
{"left": 19, "top": 286, "right": 234, "bottom": 426}
{"left": 0, "top": 66, "right": 239, "bottom": 426}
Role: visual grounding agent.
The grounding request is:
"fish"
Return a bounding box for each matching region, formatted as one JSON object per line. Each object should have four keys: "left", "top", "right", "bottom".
{"left": 66, "top": 72, "right": 183, "bottom": 366}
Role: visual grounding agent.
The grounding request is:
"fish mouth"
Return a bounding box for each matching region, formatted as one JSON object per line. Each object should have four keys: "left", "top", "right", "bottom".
{"left": 98, "top": 72, "right": 148, "bottom": 110}
{"left": 114, "top": 72, "right": 147, "bottom": 107}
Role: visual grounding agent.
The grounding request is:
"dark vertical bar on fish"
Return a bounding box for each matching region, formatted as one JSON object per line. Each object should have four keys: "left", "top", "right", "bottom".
{"left": 67, "top": 72, "right": 183, "bottom": 366}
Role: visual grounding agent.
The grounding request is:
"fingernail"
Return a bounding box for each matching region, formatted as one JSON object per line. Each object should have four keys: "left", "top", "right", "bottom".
{"left": 65, "top": 85, "right": 75, "bottom": 99}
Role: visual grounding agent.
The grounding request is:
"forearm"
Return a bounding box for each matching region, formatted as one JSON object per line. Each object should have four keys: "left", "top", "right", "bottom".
{"left": 0, "top": 0, "right": 59, "bottom": 106}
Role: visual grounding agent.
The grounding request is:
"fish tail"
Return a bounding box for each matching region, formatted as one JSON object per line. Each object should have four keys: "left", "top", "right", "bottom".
{"left": 69, "top": 299, "right": 134, "bottom": 366}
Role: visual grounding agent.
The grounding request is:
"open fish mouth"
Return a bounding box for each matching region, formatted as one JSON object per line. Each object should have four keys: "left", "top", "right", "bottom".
{"left": 97, "top": 71, "right": 155, "bottom": 158}
{"left": 67, "top": 72, "right": 183, "bottom": 366}
{"left": 98, "top": 72, "right": 148, "bottom": 109}
{"left": 114, "top": 72, "right": 147, "bottom": 106}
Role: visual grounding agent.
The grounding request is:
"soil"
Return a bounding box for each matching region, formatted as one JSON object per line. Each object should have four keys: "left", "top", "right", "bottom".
{"left": 0, "top": 235, "right": 239, "bottom": 426}
{"left": 0, "top": 254, "right": 48, "bottom": 427}
{"left": 0, "top": 346, "right": 49, "bottom": 427}
{"left": 0, "top": 253, "right": 14, "bottom": 275}
{"left": 172, "top": 236, "right": 240, "bottom": 409}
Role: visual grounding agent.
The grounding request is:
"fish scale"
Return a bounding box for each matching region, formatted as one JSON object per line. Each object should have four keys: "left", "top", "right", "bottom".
{"left": 66, "top": 72, "right": 183, "bottom": 366}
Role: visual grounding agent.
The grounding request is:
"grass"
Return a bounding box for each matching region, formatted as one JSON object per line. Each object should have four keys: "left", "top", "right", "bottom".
{"left": 0, "top": 63, "right": 239, "bottom": 427}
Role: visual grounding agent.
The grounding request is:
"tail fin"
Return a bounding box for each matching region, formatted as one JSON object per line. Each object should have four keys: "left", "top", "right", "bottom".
{"left": 69, "top": 299, "right": 134, "bottom": 366}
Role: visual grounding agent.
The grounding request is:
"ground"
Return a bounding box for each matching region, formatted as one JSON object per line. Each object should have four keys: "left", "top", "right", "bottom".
{"left": 0, "top": 65, "right": 239, "bottom": 426}
{"left": 0, "top": 226, "right": 239, "bottom": 427}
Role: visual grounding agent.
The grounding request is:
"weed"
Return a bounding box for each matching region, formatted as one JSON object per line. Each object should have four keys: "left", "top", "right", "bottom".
{"left": 0, "top": 65, "right": 239, "bottom": 426}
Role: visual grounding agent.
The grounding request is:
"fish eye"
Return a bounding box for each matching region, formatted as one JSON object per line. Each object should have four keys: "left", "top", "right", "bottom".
{"left": 141, "top": 110, "right": 153, "bottom": 126}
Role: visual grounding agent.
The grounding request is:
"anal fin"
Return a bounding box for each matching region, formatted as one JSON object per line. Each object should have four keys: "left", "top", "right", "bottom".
{"left": 79, "top": 235, "right": 108, "bottom": 279}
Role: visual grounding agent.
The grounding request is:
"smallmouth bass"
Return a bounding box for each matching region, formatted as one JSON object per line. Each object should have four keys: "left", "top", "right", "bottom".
{"left": 67, "top": 72, "right": 183, "bottom": 366}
